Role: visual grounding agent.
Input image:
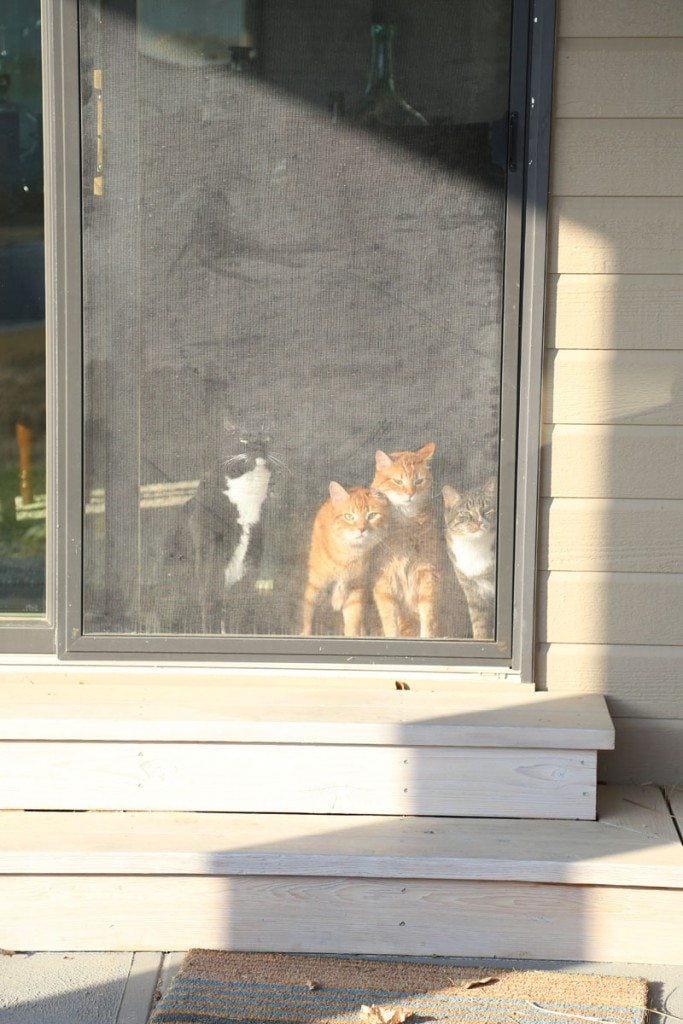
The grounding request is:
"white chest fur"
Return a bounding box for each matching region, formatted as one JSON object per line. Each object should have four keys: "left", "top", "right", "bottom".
{"left": 223, "top": 459, "right": 271, "bottom": 527}
{"left": 449, "top": 529, "right": 495, "bottom": 581}
{"left": 222, "top": 459, "right": 271, "bottom": 587}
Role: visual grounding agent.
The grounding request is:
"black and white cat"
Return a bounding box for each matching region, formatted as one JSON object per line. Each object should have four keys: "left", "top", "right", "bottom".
{"left": 190, "top": 428, "right": 273, "bottom": 634}
{"left": 156, "top": 425, "right": 275, "bottom": 634}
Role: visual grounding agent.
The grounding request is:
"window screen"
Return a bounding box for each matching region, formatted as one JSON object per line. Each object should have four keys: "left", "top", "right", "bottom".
{"left": 79, "top": 0, "right": 520, "bottom": 655}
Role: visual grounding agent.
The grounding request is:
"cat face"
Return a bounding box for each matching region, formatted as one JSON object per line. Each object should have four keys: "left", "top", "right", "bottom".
{"left": 372, "top": 442, "right": 436, "bottom": 514}
{"left": 328, "top": 482, "right": 390, "bottom": 548}
{"left": 442, "top": 477, "right": 497, "bottom": 537}
{"left": 222, "top": 425, "right": 273, "bottom": 479}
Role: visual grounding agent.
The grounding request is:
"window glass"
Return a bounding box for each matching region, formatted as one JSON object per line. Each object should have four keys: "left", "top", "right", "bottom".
{"left": 0, "top": 1, "right": 45, "bottom": 616}
{"left": 80, "top": 0, "right": 514, "bottom": 647}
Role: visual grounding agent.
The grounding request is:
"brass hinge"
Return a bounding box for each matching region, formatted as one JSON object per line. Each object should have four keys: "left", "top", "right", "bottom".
{"left": 93, "top": 68, "right": 103, "bottom": 195}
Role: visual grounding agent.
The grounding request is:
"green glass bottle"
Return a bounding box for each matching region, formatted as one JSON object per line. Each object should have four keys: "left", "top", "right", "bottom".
{"left": 353, "top": 22, "right": 427, "bottom": 127}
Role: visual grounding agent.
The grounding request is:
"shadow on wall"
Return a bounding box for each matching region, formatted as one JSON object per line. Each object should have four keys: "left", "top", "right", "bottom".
{"left": 537, "top": 180, "right": 683, "bottom": 785}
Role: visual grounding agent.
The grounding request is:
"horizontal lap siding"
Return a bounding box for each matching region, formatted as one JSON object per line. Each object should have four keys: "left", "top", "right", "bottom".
{"left": 537, "top": 644, "right": 683, "bottom": 719}
{"left": 541, "top": 426, "right": 683, "bottom": 499}
{"left": 539, "top": 498, "right": 683, "bottom": 572}
{"left": 557, "top": 0, "right": 683, "bottom": 39}
{"left": 549, "top": 198, "right": 683, "bottom": 274}
{"left": 539, "top": 5, "right": 683, "bottom": 783}
{"left": 545, "top": 351, "right": 683, "bottom": 425}
{"left": 546, "top": 275, "right": 683, "bottom": 350}
{"left": 554, "top": 39, "right": 683, "bottom": 118}
{"left": 551, "top": 121, "right": 683, "bottom": 197}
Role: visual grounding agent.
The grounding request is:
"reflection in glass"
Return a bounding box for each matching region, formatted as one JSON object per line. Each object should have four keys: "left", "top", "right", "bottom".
{"left": 0, "top": 2, "right": 45, "bottom": 616}
{"left": 81, "top": 0, "right": 511, "bottom": 643}
{"left": 352, "top": 23, "right": 427, "bottom": 127}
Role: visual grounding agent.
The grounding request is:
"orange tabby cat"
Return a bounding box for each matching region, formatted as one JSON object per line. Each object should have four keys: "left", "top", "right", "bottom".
{"left": 371, "top": 442, "right": 439, "bottom": 638}
{"left": 302, "top": 482, "right": 390, "bottom": 637}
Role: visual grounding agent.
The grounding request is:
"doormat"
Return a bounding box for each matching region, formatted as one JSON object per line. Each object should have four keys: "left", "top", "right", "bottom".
{"left": 149, "top": 951, "right": 648, "bottom": 1024}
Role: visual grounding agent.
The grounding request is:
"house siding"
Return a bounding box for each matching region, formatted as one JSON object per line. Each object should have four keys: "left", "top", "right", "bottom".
{"left": 538, "top": 0, "right": 683, "bottom": 783}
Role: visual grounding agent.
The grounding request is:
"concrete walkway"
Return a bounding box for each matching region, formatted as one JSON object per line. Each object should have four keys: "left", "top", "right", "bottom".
{"left": 0, "top": 953, "right": 680, "bottom": 1024}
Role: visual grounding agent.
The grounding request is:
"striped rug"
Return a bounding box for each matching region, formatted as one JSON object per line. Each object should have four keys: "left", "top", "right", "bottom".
{"left": 149, "top": 952, "right": 648, "bottom": 1024}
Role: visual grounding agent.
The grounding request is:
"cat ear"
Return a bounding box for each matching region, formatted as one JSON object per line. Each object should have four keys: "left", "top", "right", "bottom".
{"left": 375, "top": 450, "right": 393, "bottom": 471}
{"left": 329, "top": 481, "right": 349, "bottom": 505}
{"left": 442, "top": 485, "right": 461, "bottom": 509}
{"left": 418, "top": 442, "right": 436, "bottom": 461}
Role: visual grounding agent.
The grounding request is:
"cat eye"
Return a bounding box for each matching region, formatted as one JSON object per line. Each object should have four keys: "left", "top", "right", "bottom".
{"left": 415, "top": 476, "right": 424, "bottom": 485}
{"left": 366, "top": 511, "right": 380, "bottom": 521}
{"left": 393, "top": 478, "right": 404, "bottom": 486}
{"left": 342, "top": 513, "right": 355, "bottom": 522}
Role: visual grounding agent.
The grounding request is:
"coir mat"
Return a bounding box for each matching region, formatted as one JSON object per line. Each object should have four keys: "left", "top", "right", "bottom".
{"left": 149, "top": 951, "right": 648, "bottom": 1024}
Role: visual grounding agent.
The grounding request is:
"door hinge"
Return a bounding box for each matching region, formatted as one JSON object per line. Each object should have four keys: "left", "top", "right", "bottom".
{"left": 93, "top": 68, "right": 103, "bottom": 195}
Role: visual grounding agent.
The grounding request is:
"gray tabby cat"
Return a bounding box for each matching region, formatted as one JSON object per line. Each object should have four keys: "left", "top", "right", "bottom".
{"left": 442, "top": 477, "right": 497, "bottom": 641}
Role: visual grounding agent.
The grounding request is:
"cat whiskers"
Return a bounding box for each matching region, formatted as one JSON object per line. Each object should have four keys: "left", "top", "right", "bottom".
{"left": 222, "top": 453, "right": 248, "bottom": 470}
{"left": 267, "top": 453, "right": 290, "bottom": 475}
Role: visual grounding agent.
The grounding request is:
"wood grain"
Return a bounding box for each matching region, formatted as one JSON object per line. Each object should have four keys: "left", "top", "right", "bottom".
{"left": 0, "top": 741, "right": 598, "bottom": 819}
{"left": 538, "top": 571, "right": 683, "bottom": 645}
{"left": 600, "top": 719, "right": 683, "bottom": 785}
{"left": 537, "top": 643, "right": 683, "bottom": 720}
{"left": 541, "top": 425, "right": 683, "bottom": 499}
{"left": 538, "top": 498, "right": 683, "bottom": 572}
{"left": 2, "top": 875, "right": 680, "bottom": 962}
{"left": 0, "top": 681, "right": 610, "bottom": 747}
{"left": 550, "top": 120, "right": 683, "bottom": 198}
{"left": 549, "top": 197, "right": 683, "bottom": 275}
{"left": 557, "top": 0, "right": 683, "bottom": 38}
{"left": 545, "top": 274, "right": 683, "bottom": 351}
{"left": 1, "top": 786, "right": 678, "bottom": 887}
{"left": 545, "top": 350, "right": 683, "bottom": 426}
{"left": 554, "top": 39, "right": 683, "bottom": 118}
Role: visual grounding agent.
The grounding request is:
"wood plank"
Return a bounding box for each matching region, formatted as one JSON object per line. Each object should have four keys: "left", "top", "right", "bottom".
{"left": 537, "top": 643, "right": 683, "bottom": 719}
{"left": 540, "top": 425, "right": 683, "bottom": 498}
{"left": 557, "top": 0, "right": 683, "bottom": 38}
{"left": 549, "top": 198, "right": 683, "bottom": 275}
{"left": 2, "top": 875, "right": 681, "bottom": 962}
{"left": 551, "top": 120, "right": 683, "bottom": 198}
{"left": 0, "top": 682, "right": 611, "bottom": 747}
{"left": 554, "top": 39, "right": 683, "bottom": 118}
{"left": 538, "top": 498, "right": 683, "bottom": 572}
{"left": 538, "top": 571, "right": 683, "bottom": 645}
{"left": 0, "top": 742, "right": 598, "bottom": 819}
{"left": 545, "top": 351, "right": 683, "bottom": 426}
{"left": 600, "top": 719, "right": 683, "bottom": 786}
{"left": 1, "top": 787, "right": 679, "bottom": 887}
{"left": 546, "top": 274, "right": 683, "bottom": 351}
{"left": 0, "top": 667, "right": 524, "bottom": 692}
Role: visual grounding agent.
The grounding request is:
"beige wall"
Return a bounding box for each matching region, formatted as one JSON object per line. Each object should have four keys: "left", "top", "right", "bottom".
{"left": 537, "top": 0, "right": 683, "bottom": 783}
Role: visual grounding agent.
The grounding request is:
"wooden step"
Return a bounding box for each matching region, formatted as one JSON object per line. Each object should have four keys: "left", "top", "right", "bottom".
{"left": 1, "top": 785, "right": 681, "bottom": 962}
{"left": 0, "top": 680, "right": 613, "bottom": 819}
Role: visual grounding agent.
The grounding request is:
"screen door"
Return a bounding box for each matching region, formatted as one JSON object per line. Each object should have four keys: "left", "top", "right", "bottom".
{"left": 78, "top": 0, "right": 525, "bottom": 659}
